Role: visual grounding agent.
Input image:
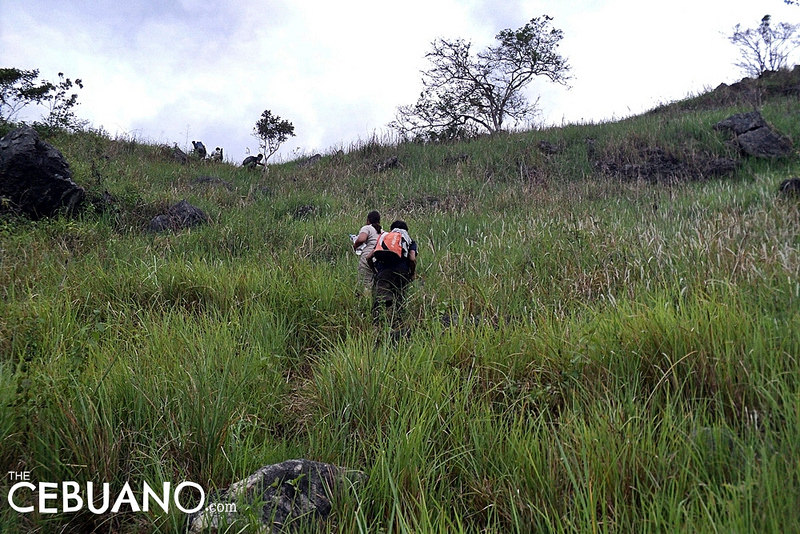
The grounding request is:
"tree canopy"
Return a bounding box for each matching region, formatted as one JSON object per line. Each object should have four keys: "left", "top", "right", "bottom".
{"left": 391, "top": 16, "right": 570, "bottom": 141}
{"left": 253, "top": 110, "right": 295, "bottom": 164}
{"left": 0, "top": 68, "right": 84, "bottom": 131}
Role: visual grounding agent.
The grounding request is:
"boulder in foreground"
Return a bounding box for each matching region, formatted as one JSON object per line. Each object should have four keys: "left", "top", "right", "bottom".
{"left": 186, "top": 459, "right": 366, "bottom": 533}
{"left": 0, "top": 126, "right": 85, "bottom": 218}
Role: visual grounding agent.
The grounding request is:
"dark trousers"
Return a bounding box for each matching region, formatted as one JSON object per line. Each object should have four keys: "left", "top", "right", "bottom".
{"left": 371, "top": 267, "right": 411, "bottom": 329}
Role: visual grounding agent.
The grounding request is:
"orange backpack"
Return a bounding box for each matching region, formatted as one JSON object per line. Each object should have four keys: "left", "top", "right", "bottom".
{"left": 371, "top": 229, "right": 410, "bottom": 264}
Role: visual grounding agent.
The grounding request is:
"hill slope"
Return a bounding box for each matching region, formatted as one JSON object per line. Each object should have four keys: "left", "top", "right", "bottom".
{"left": 1, "top": 72, "right": 799, "bottom": 533}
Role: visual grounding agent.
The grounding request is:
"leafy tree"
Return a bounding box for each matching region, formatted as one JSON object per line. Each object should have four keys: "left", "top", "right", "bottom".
{"left": 253, "top": 109, "right": 295, "bottom": 165}
{"left": 729, "top": 15, "right": 800, "bottom": 77}
{"left": 0, "top": 68, "right": 53, "bottom": 122}
{"left": 391, "top": 15, "right": 570, "bottom": 141}
{"left": 38, "top": 72, "right": 85, "bottom": 131}
{"left": 0, "top": 68, "right": 84, "bottom": 131}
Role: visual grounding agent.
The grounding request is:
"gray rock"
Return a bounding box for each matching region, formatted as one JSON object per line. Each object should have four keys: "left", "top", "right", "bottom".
{"left": 713, "top": 111, "right": 793, "bottom": 158}
{"left": 779, "top": 177, "right": 800, "bottom": 197}
{"left": 0, "top": 126, "right": 85, "bottom": 218}
{"left": 736, "top": 126, "right": 794, "bottom": 158}
{"left": 186, "top": 459, "right": 366, "bottom": 533}
{"left": 148, "top": 199, "right": 209, "bottom": 232}
{"left": 713, "top": 110, "right": 767, "bottom": 135}
{"left": 297, "top": 153, "right": 322, "bottom": 168}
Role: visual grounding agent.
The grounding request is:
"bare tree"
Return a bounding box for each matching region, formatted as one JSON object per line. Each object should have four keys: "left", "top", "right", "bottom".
{"left": 729, "top": 15, "right": 800, "bottom": 77}
{"left": 391, "top": 16, "right": 570, "bottom": 141}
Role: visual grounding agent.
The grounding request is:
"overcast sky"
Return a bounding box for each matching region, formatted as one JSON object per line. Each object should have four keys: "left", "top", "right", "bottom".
{"left": 2, "top": 0, "right": 799, "bottom": 163}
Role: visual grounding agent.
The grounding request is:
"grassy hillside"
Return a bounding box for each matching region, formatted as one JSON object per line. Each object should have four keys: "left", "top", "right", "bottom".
{"left": 1, "top": 72, "right": 799, "bottom": 532}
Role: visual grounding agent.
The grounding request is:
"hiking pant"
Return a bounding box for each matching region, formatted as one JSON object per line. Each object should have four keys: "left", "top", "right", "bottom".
{"left": 357, "top": 256, "right": 375, "bottom": 295}
{"left": 372, "top": 268, "right": 411, "bottom": 329}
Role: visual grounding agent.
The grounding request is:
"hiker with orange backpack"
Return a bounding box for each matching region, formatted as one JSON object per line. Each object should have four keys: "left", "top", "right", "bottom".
{"left": 366, "top": 219, "right": 418, "bottom": 329}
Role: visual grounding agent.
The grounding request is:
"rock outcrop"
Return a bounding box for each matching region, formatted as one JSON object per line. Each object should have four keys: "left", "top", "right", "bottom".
{"left": 148, "top": 199, "right": 209, "bottom": 232}
{"left": 779, "top": 177, "right": 800, "bottom": 197}
{"left": 0, "top": 126, "right": 85, "bottom": 218}
{"left": 186, "top": 459, "right": 366, "bottom": 533}
{"left": 714, "top": 110, "right": 793, "bottom": 158}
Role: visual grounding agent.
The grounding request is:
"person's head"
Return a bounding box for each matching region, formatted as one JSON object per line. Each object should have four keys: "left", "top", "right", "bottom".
{"left": 367, "top": 210, "right": 382, "bottom": 233}
{"left": 390, "top": 220, "right": 408, "bottom": 231}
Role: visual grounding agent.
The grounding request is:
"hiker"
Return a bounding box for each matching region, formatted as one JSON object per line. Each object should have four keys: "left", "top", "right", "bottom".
{"left": 242, "top": 153, "right": 264, "bottom": 169}
{"left": 368, "top": 219, "right": 417, "bottom": 329}
{"left": 191, "top": 140, "right": 207, "bottom": 158}
{"left": 352, "top": 210, "right": 382, "bottom": 294}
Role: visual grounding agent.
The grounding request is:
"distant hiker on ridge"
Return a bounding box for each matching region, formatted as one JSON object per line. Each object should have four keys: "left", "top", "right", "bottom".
{"left": 192, "top": 141, "right": 207, "bottom": 158}
{"left": 242, "top": 153, "right": 264, "bottom": 169}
